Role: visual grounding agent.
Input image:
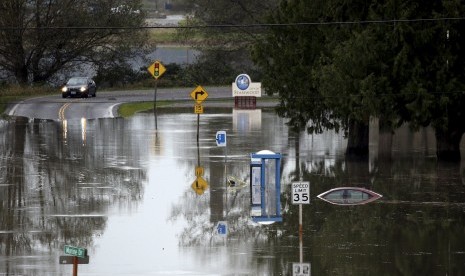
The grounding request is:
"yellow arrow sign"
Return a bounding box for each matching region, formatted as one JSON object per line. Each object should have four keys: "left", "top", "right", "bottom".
{"left": 191, "top": 176, "right": 209, "bottom": 195}
{"left": 190, "top": 85, "right": 208, "bottom": 103}
{"left": 147, "top": 60, "right": 166, "bottom": 79}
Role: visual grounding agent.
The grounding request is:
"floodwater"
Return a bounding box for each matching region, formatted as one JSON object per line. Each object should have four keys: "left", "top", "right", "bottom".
{"left": 1, "top": 107, "right": 465, "bottom": 275}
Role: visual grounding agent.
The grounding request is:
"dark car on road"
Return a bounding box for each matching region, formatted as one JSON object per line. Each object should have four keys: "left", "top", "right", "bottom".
{"left": 61, "top": 77, "right": 97, "bottom": 98}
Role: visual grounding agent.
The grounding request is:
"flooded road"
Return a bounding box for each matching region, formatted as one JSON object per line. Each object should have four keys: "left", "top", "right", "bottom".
{"left": 1, "top": 107, "right": 465, "bottom": 275}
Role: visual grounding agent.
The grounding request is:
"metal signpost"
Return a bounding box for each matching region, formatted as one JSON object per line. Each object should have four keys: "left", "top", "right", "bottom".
{"left": 61, "top": 245, "right": 89, "bottom": 276}
{"left": 190, "top": 85, "right": 210, "bottom": 195}
{"left": 147, "top": 60, "right": 166, "bottom": 130}
{"left": 291, "top": 181, "right": 310, "bottom": 276}
{"left": 190, "top": 85, "right": 208, "bottom": 143}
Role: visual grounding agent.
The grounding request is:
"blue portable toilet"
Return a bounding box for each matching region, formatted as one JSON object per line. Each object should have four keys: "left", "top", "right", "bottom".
{"left": 250, "top": 150, "right": 282, "bottom": 224}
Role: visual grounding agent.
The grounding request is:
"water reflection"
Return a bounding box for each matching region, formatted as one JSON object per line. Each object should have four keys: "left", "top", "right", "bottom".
{"left": 1, "top": 108, "right": 465, "bottom": 275}
{"left": 0, "top": 116, "right": 146, "bottom": 275}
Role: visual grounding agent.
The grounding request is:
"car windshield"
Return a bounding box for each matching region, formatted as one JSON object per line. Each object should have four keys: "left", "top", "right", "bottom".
{"left": 67, "top": 78, "right": 87, "bottom": 85}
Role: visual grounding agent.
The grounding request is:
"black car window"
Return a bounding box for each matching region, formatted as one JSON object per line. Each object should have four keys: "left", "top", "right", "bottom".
{"left": 67, "top": 78, "right": 87, "bottom": 85}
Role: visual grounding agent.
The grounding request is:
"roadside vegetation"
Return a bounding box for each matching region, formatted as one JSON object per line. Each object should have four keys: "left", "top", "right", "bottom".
{"left": 2, "top": 0, "right": 464, "bottom": 161}
{"left": 0, "top": 84, "right": 56, "bottom": 116}
{"left": 118, "top": 101, "right": 171, "bottom": 117}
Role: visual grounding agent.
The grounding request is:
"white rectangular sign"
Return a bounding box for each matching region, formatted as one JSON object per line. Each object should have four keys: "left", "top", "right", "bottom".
{"left": 292, "top": 182, "right": 310, "bottom": 204}
{"left": 232, "top": 82, "right": 262, "bottom": 97}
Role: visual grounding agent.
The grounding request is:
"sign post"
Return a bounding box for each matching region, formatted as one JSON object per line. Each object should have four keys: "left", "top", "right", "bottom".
{"left": 190, "top": 85, "right": 209, "bottom": 167}
{"left": 291, "top": 181, "right": 310, "bottom": 269}
{"left": 147, "top": 60, "right": 166, "bottom": 130}
{"left": 62, "top": 245, "right": 88, "bottom": 276}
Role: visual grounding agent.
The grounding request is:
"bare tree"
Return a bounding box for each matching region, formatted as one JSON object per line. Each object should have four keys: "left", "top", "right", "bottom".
{"left": 0, "top": 0, "right": 147, "bottom": 84}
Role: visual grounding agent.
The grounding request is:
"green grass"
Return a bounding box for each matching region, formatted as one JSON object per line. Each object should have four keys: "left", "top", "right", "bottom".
{"left": 0, "top": 85, "right": 56, "bottom": 116}
{"left": 118, "top": 101, "right": 171, "bottom": 117}
{"left": 148, "top": 28, "right": 203, "bottom": 45}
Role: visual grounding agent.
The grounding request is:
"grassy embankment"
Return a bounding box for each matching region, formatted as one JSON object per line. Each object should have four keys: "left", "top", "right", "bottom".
{"left": 0, "top": 85, "right": 55, "bottom": 117}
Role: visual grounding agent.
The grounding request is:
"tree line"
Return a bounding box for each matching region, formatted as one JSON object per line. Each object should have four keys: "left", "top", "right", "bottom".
{"left": 0, "top": 0, "right": 147, "bottom": 85}
{"left": 1, "top": 0, "right": 464, "bottom": 161}
{"left": 251, "top": 0, "right": 465, "bottom": 162}
{"left": 185, "top": 0, "right": 465, "bottom": 162}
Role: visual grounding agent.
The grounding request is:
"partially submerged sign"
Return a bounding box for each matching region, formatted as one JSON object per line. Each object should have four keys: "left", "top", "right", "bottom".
{"left": 64, "top": 245, "right": 87, "bottom": 258}
{"left": 216, "top": 131, "right": 227, "bottom": 147}
{"left": 317, "top": 187, "right": 382, "bottom": 206}
{"left": 59, "top": 255, "right": 89, "bottom": 265}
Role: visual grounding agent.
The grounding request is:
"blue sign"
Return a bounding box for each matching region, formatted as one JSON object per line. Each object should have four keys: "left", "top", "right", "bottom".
{"left": 235, "top": 74, "right": 250, "bottom": 90}
{"left": 216, "top": 131, "right": 227, "bottom": 147}
{"left": 217, "top": 221, "right": 228, "bottom": 236}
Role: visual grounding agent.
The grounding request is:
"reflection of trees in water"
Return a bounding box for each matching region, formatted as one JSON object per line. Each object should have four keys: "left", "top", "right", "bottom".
{"left": 0, "top": 118, "right": 146, "bottom": 260}
{"left": 283, "top": 135, "right": 465, "bottom": 275}
{"left": 167, "top": 112, "right": 294, "bottom": 247}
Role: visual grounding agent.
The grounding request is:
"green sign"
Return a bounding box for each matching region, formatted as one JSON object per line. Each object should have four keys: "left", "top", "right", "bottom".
{"left": 64, "top": 245, "right": 87, "bottom": 258}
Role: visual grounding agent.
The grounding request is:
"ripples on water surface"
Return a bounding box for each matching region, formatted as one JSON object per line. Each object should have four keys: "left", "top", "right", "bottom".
{"left": 1, "top": 109, "right": 465, "bottom": 275}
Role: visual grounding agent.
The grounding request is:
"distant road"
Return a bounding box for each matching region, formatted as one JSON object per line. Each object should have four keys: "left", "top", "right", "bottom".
{"left": 6, "top": 86, "right": 276, "bottom": 120}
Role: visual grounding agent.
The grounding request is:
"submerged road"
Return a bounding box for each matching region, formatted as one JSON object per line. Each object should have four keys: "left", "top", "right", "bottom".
{"left": 5, "top": 86, "right": 273, "bottom": 120}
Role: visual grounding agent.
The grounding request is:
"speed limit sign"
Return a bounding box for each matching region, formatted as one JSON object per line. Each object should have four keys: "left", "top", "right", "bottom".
{"left": 292, "top": 182, "right": 310, "bottom": 204}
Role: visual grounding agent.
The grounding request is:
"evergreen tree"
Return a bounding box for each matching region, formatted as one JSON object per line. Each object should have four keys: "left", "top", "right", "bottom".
{"left": 253, "top": 0, "right": 465, "bottom": 161}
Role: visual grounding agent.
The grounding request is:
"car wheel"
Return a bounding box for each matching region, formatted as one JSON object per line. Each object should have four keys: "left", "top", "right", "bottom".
{"left": 62, "top": 94, "right": 67, "bottom": 98}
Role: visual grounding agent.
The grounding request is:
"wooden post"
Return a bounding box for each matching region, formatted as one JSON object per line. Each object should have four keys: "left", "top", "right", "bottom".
{"left": 73, "top": 256, "right": 78, "bottom": 276}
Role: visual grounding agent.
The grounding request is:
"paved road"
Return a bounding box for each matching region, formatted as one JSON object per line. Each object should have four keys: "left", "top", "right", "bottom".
{"left": 6, "top": 86, "right": 265, "bottom": 120}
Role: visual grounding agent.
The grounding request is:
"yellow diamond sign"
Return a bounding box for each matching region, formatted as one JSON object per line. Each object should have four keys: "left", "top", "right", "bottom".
{"left": 191, "top": 176, "right": 209, "bottom": 195}
{"left": 190, "top": 85, "right": 208, "bottom": 103}
{"left": 147, "top": 60, "right": 166, "bottom": 80}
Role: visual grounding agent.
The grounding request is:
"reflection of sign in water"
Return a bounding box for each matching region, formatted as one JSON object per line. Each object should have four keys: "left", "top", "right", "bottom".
{"left": 292, "top": 182, "right": 310, "bottom": 204}
{"left": 232, "top": 109, "right": 262, "bottom": 132}
{"left": 293, "top": 263, "right": 311, "bottom": 276}
{"left": 195, "top": 166, "right": 204, "bottom": 176}
{"left": 191, "top": 176, "right": 209, "bottom": 195}
{"left": 216, "top": 221, "right": 228, "bottom": 237}
{"left": 317, "top": 187, "right": 382, "bottom": 206}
